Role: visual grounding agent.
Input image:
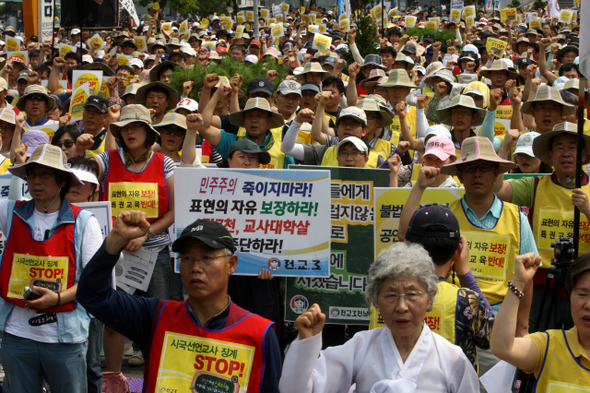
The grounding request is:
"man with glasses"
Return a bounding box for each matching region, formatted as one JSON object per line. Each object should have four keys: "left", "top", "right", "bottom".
{"left": 78, "top": 213, "right": 282, "bottom": 392}
{"left": 398, "top": 136, "right": 538, "bottom": 378}
{"left": 16, "top": 85, "right": 59, "bottom": 128}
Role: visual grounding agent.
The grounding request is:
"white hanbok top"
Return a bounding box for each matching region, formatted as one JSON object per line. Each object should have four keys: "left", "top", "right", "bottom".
{"left": 279, "top": 324, "right": 479, "bottom": 393}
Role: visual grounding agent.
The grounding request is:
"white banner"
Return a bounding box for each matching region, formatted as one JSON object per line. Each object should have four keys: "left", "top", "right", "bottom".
{"left": 174, "top": 168, "right": 332, "bottom": 277}
{"left": 120, "top": 0, "right": 139, "bottom": 26}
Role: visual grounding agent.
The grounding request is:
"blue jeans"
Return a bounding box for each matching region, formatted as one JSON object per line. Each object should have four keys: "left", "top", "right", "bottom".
{"left": 1, "top": 332, "right": 88, "bottom": 393}
{"left": 87, "top": 318, "right": 104, "bottom": 393}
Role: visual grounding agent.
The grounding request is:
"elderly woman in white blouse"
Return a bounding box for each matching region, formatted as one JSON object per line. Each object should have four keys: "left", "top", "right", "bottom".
{"left": 279, "top": 242, "right": 479, "bottom": 393}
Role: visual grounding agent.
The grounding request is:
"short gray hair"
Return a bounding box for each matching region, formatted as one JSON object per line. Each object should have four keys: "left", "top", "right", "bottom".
{"left": 365, "top": 242, "right": 438, "bottom": 310}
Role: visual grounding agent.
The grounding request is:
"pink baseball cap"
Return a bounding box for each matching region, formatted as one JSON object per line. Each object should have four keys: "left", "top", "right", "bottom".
{"left": 424, "top": 135, "right": 455, "bottom": 161}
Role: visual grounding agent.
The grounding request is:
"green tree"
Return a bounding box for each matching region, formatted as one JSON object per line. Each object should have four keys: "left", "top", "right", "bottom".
{"left": 136, "top": 0, "right": 230, "bottom": 19}
{"left": 531, "top": 0, "right": 546, "bottom": 11}
{"left": 0, "top": 2, "right": 21, "bottom": 17}
{"left": 510, "top": 0, "right": 522, "bottom": 10}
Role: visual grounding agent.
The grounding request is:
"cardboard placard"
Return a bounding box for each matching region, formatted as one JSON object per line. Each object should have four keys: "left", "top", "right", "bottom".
{"left": 500, "top": 8, "right": 517, "bottom": 22}
{"left": 312, "top": 33, "right": 332, "bottom": 51}
{"left": 69, "top": 83, "right": 90, "bottom": 122}
{"left": 72, "top": 70, "right": 103, "bottom": 96}
{"left": 486, "top": 37, "right": 508, "bottom": 57}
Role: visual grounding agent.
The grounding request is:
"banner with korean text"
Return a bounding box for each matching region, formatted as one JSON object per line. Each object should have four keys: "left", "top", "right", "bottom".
{"left": 285, "top": 166, "right": 390, "bottom": 325}
{"left": 174, "top": 168, "right": 331, "bottom": 277}
{"left": 371, "top": 187, "right": 464, "bottom": 329}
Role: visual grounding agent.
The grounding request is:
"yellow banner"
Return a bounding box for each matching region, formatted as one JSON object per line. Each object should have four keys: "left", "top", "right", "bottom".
{"left": 8, "top": 254, "right": 69, "bottom": 298}
{"left": 109, "top": 182, "right": 159, "bottom": 218}
{"left": 156, "top": 332, "right": 255, "bottom": 392}
{"left": 501, "top": 8, "right": 517, "bottom": 22}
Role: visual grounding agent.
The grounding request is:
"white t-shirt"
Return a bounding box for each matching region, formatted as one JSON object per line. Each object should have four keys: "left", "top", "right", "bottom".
{"left": 0, "top": 199, "right": 102, "bottom": 343}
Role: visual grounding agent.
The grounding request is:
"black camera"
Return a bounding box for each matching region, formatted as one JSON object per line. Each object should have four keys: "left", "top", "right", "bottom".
{"left": 552, "top": 237, "right": 575, "bottom": 267}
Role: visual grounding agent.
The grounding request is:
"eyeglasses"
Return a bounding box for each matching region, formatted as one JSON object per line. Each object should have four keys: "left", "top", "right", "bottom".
{"left": 25, "top": 170, "right": 54, "bottom": 181}
{"left": 159, "top": 126, "right": 186, "bottom": 137}
{"left": 25, "top": 95, "right": 46, "bottom": 102}
{"left": 179, "top": 254, "right": 230, "bottom": 267}
{"left": 55, "top": 139, "right": 75, "bottom": 148}
{"left": 460, "top": 164, "right": 496, "bottom": 174}
{"left": 337, "top": 151, "right": 364, "bottom": 158}
{"left": 379, "top": 291, "right": 425, "bottom": 305}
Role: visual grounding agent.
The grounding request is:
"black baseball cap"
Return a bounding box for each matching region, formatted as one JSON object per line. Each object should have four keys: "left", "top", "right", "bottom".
{"left": 247, "top": 77, "right": 273, "bottom": 96}
{"left": 401, "top": 45, "right": 417, "bottom": 55}
{"left": 172, "top": 219, "right": 236, "bottom": 253}
{"left": 407, "top": 204, "right": 460, "bottom": 238}
{"left": 422, "top": 33, "right": 435, "bottom": 43}
{"left": 228, "top": 139, "right": 271, "bottom": 164}
{"left": 83, "top": 95, "right": 109, "bottom": 113}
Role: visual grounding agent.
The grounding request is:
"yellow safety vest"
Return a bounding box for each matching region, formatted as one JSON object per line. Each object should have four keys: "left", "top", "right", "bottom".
{"left": 449, "top": 199, "right": 521, "bottom": 304}
{"left": 85, "top": 136, "right": 106, "bottom": 158}
{"left": 371, "top": 138, "right": 393, "bottom": 162}
{"left": 0, "top": 156, "right": 11, "bottom": 174}
{"left": 532, "top": 175, "right": 590, "bottom": 268}
{"left": 529, "top": 328, "right": 590, "bottom": 392}
{"left": 235, "top": 131, "right": 286, "bottom": 169}
{"left": 320, "top": 145, "right": 380, "bottom": 168}
{"left": 238, "top": 125, "right": 284, "bottom": 142}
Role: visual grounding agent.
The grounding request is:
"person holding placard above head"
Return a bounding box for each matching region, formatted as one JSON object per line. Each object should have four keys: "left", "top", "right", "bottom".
{"left": 94, "top": 104, "right": 176, "bottom": 369}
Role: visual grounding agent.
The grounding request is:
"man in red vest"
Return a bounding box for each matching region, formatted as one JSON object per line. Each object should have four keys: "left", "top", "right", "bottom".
{"left": 78, "top": 211, "right": 281, "bottom": 393}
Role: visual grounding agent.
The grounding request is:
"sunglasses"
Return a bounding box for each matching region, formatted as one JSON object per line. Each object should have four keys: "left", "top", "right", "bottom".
{"left": 25, "top": 95, "right": 46, "bottom": 102}
{"left": 159, "top": 126, "right": 186, "bottom": 137}
{"left": 55, "top": 139, "right": 75, "bottom": 148}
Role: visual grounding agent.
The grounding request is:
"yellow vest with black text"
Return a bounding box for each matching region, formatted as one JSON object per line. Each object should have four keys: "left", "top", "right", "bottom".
{"left": 448, "top": 199, "right": 521, "bottom": 304}
{"left": 532, "top": 175, "right": 590, "bottom": 268}
{"left": 320, "top": 145, "right": 380, "bottom": 168}
{"left": 530, "top": 328, "right": 590, "bottom": 392}
{"left": 237, "top": 125, "right": 284, "bottom": 142}
{"left": 236, "top": 131, "right": 286, "bottom": 169}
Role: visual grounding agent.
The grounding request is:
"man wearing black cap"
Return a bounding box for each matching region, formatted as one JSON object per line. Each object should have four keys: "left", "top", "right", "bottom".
{"left": 78, "top": 211, "right": 282, "bottom": 392}
{"left": 400, "top": 203, "right": 494, "bottom": 371}
{"left": 80, "top": 95, "right": 110, "bottom": 158}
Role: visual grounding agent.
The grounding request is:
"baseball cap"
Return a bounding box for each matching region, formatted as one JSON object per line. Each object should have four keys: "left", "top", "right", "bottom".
{"left": 247, "top": 77, "right": 273, "bottom": 96}
{"left": 83, "top": 95, "right": 109, "bottom": 113}
{"left": 71, "top": 28, "right": 81, "bottom": 35}
{"left": 337, "top": 136, "right": 368, "bottom": 155}
{"left": 129, "top": 58, "right": 144, "bottom": 69}
{"left": 337, "top": 107, "right": 367, "bottom": 127}
{"left": 424, "top": 125, "right": 452, "bottom": 142}
{"left": 512, "top": 131, "right": 540, "bottom": 158}
{"left": 422, "top": 33, "right": 435, "bottom": 43}
{"left": 228, "top": 139, "right": 271, "bottom": 165}
{"left": 401, "top": 45, "right": 417, "bottom": 55}
{"left": 172, "top": 219, "right": 237, "bottom": 253}
{"left": 16, "top": 70, "right": 30, "bottom": 82}
{"left": 301, "top": 82, "right": 321, "bottom": 93}
{"left": 323, "top": 56, "right": 337, "bottom": 68}
{"left": 175, "top": 98, "right": 199, "bottom": 113}
{"left": 250, "top": 39, "right": 262, "bottom": 47}
{"left": 423, "top": 135, "right": 455, "bottom": 161}
{"left": 277, "top": 80, "right": 301, "bottom": 96}
{"left": 244, "top": 54, "right": 258, "bottom": 64}
{"left": 407, "top": 204, "right": 460, "bottom": 238}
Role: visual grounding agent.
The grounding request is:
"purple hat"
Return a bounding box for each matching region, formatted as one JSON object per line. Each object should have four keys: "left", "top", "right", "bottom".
{"left": 22, "top": 130, "right": 50, "bottom": 157}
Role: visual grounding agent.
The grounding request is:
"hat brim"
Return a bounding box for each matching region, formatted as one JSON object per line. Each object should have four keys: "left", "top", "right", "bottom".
{"left": 16, "top": 90, "right": 55, "bottom": 111}
{"left": 135, "top": 81, "right": 180, "bottom": 111}
{"left": 555, "top": 46, "right": 578, "bottom": 63}
{"left": 440, "top": 156, "right": 517, "bottom": 176}
{"left": 148, "top": 44, "right": 170, "bottom": 54}
{"left": 8, "top": 161, "right": 83, "bottom": 186}
{"left": 148, "top": 61, "right": 178, "bottom": 83}
{"left": 110, "top": 118, "right": 160, "bottom": 142}
{"left": 436, "top": 103, "right": 486, "bottom": 127}
{"left": 533, "top": 129, "right": 590, "bottom": 165}
{"left": 478, "top": 68, "right": 518, "bottom": 79}
{"left": 521, "top": 98, "right": 576, "bottom": 116}
{"left": 172, "top": 234, "right": 233, "bottom": 253}
{"left": 229, "top": 107, "right": 285, "bottom": 129}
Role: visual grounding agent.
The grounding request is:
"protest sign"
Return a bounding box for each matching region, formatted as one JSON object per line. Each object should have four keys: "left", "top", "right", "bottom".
{"left": 236, "top": 13, "right": 245, "bottom": 24}
{"left": 271, "top": 23, "right": 284, "bottom": 38}
{"left": 134, "top": 36, "right": 146, "bottom": 52}
{"left": 371, "top": 187, "right": 465, "bottom": 329}
{"left": 525, "top": 12, "right": 538, "bottom": 24}
{"left": 405, "top": 16, "right": 417, "bottom": 28}
{"left": 500, "top": 8, "right": 517, "bottom": 22}
{"left": 312, "top": 33, "right": 332, "bottom": 51}
{"left": 221, "top": 16, "right": 233, "bottom": 30}
{"left": 285, "top": 167, "right": 389, "bottom": 325}
{"left": 281, "top": 3, "right": 289, "bottom": 13}
{"left": 339, "top": 17, "right": 350, "bottom": 32}
{"left": 120, "top": 0, "right": 139, "bottom": 26}
{"left": 560, "top": 9, "right": 573, "bottom": 24}
{"left": 466, "top": 16, "right": 475, "bottom": 28}
{"left": 486, "top": 37, "right": 508, "bottom": 58}
{"left": 530, "top": 18, "right": 541, "bottom": 29}
{"left": 7, "top": 51, "right": 28, "bottom": 66}
{"left": 72, "top": 70, "right": 103, "bottom": 96}
{"left": 425, "top": 20, "right": 438, "bottom": 29}
{"left": 179, "top": 19, "right": 188, "bottom": 35}
{"left": 235, "top": 25, "right": 245, "bottom": 38}
{"left": 117, "top": 54, "right": 132, "bottom": 67}
{"left": 272, "top": 5, "right": 282, "bottom": 17}
{"left": 462, "top": 5, "right": 475, "bottom": 20}
{"left": 28, "top": 123, "right": 60, "bottom": 142}
{"left": 90, "top": 34, "right": 104, "bottom": 51}
{"left": 260, "top": 9, "right": 269, "bottom": 19}
{"left": 59, "top": 44, "right": 76, "bottom": 57}
{"left": 69, "top": 83, "right": 90, "bottom": 122}
{"left": 371, "top": 5, "right": 383, "bottom": 20}
{"left": 6, "top": 37, "right": 19, "bottom": 52}
{"left": 174, "top": 168, "right": 331, "bottom": 277}
{"left": 246, "top": 10, "right": 254, "bottom": 21}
